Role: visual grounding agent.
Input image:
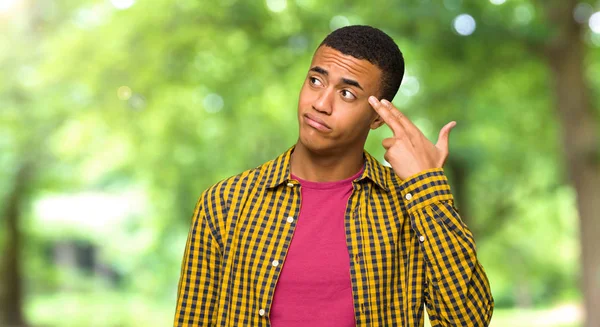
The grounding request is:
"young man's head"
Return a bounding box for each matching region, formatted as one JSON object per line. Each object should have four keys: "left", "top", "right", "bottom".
{"left": 297, "top": 25, "right": 405, "bottom": 155}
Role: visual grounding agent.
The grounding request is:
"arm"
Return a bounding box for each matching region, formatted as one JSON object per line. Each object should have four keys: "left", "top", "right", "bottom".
{"left": 367, "top": 96, "right": 493, "bottom": 325}
{"left": 174, "top": 193, "right": 222, "bottom": 326}
{"left": 399, "top": 168, "right": 494, "bottom": 326}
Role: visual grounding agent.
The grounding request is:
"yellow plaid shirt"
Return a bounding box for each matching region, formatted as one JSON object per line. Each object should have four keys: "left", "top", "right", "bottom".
{"left": 174, "top": 147, "right": 494, "bottom": 326}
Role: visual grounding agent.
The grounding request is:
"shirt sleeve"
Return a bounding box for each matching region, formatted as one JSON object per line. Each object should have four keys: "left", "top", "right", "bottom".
{"left": 398, "top": 168, "right": 494, "bottom": 326}
{"left": 173, "top": 193, "right": 222, "bottom": 326}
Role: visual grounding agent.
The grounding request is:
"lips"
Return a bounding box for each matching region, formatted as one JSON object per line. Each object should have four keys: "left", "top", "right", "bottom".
{"left": 304, "top": 114, "right": 332, "bottom": 132}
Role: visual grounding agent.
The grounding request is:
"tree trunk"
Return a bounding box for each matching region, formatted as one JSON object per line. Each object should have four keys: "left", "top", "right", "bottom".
{"left": 0, "top": 162, "right": 32, "bottom": 327}
{"left": 542, "top": 1, "right": 600, "bottom": 326}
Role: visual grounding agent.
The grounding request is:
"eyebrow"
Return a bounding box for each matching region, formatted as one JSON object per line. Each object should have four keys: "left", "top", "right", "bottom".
{"left": 309, "top": 66, "right": 364, "bottom": 91}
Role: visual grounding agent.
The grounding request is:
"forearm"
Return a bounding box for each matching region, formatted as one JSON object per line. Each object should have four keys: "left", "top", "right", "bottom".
{"left": 399, "top": 168, "right": 494, "bottom": 326}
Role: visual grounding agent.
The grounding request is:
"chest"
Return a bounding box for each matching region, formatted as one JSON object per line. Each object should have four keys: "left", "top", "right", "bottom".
{"left": 221, "top": 184, "right": 410, "bottom": 284}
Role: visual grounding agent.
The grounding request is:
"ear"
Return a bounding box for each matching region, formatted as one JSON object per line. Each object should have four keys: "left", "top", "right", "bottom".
{"left": 370, "top": 114, "right": 385, "bottom": 130}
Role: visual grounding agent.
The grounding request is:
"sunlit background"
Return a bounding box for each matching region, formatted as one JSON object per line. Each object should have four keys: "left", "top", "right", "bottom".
{"left": 1, "top": 0, "right": 600, "bottom": 326}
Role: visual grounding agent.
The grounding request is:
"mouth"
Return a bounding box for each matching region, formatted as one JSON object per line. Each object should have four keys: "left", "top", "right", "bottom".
{"left": 303, "top": 114, "right": 332, "bottom": 132}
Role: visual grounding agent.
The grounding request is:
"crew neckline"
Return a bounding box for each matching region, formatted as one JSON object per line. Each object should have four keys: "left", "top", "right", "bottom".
{"left": 291, "top": 165, "right": 365, "bottom": 190}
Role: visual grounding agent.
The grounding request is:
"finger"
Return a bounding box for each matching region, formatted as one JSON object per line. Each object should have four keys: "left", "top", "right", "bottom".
{"left": 382, "top": 137, "right": 395, "bottom": 150}
{"left": 435, "top": 121, "right": 457, "bottom": 154}
{"left": 380, "top": 99, "right": 428, "bottom": 147}
{"left": 368, "top": 96, "right": 405, "bottom": 136}
{"left": 381, "top": 99, "right": 418, "bottom": 134}
{"left": 369, "top": 96, "right": 400, "bottom": 128}
{"left": 380, "top": 99, "right": 404, "bottom": 122}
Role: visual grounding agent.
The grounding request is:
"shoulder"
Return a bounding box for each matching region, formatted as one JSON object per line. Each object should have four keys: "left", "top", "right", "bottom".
{"left": 191, "top": 157, "right": 277, "bottom": 242}
{"left": 198, "top": 155, "right": 280, "bottom": 212}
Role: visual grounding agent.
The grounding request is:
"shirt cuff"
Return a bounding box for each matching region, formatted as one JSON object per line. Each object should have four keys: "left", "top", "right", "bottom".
{"left": 398, "top": 168, "right": 454, "bottom": 212}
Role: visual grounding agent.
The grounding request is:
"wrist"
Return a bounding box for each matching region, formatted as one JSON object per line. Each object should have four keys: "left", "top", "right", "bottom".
{"left": 398, "top": 168, "right": 454, "bottom": 212}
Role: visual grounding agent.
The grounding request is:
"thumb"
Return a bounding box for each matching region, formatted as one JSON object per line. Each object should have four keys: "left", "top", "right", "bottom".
{"left": 435, "top": 121, "right": 456, "bottom": 154}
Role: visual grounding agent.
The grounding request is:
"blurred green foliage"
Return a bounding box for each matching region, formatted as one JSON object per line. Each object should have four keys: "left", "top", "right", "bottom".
{"left": 1, "top": 0, "right": 599, "bottom": 326}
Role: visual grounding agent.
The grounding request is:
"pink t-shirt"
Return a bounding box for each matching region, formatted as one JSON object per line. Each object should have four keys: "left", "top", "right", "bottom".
{"left": 269, "top": 167, "right": 364, "bottom": 327}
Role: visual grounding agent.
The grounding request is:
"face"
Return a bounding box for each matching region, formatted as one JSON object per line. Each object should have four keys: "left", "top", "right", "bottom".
{"left": 297, "top": 46, "right": 385, "bottom": 154}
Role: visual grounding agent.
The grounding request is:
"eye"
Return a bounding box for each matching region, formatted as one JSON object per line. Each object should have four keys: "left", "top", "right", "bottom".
{"left": 341, "top": 89, "right": 356, "bottom": 100}
{"left": 309, "top": 77, "right": 323, "bottom": 86}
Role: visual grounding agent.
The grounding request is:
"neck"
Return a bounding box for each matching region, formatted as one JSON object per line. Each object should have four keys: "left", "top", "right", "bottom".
{"left": 290, "top": 141, "right": 365, "bottom": 182}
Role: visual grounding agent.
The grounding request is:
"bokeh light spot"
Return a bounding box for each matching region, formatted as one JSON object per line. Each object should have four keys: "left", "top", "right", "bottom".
{"left": 288, "top": 35, "right": 308, "bottom": 53}
{"left": 117, "top": 86, "right": 132, "bottom": 100}
{"left": 573, "top": 3, "right": 593, "bottom": 24}
{"left": 443, "top": 0, "right": 462, "bottom": 11}
{"left": 0, "top": 0, "right": 19, "bottom": 12}
{"left": 589, "top": 12, "right": 600, "bottom": 34}
{"left": 514, "top": 4, "right": 534, "bottom": 25}
{"left": 266, "top": 0, "right": 286, "bottom": 12}
{"left": 204, "top": 93, "right": 224, "bottom": 113}
{"left": 453, "top": 14, "right": 476, "bottom": 36}
{"left": 400, "top": 76, "right": 420, "bottom": 97}
{"left": 128, "top": 94, "right": 146, "bottom": 110}
{"left": 110, "top": 0, "right": 135, "bottom": 10}
{"left": 329, "top": 15, "right": 350, "bottom": 31}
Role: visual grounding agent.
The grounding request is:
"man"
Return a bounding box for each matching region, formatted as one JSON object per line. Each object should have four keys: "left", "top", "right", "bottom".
{"left": 174, "top": 25, "right": 494, "bottom": 326}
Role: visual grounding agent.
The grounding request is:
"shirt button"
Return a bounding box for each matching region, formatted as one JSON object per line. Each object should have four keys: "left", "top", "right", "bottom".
{"left": 405, "top": 193, "right": 413, "bottom": 200}
{"left": 259, "top": 309, "right": 265, "bottom": 316}
{"left": 419, "top": 235, "right": 425, "bottom": 242}
{"left": 286, "top": 182, "right": 294, "bottom": 187}
{"left": 272, "top": 260, "right": 280, "bottom": 267}
{"left": 286, "top": 216, "right": 294, "bottom": 223}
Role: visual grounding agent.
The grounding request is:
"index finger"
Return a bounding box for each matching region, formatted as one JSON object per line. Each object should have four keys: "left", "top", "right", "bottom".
{"left": 379, "top": 98, "right": 422, "bottom": 136}
{"left": 382, "top": 99, "right": 420, "bottom": 133}
{"left": 368, "top": 96, "right": 405, "bottom": 135}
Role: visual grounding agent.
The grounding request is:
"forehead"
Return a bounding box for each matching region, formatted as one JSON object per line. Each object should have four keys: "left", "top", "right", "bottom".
{"left": 310, "top": 46, "right": 381, "bottom": 88}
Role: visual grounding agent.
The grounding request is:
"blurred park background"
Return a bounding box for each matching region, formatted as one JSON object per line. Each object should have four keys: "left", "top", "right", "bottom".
{"left": 1, "top": 0, "right": 600, "bottom": 326}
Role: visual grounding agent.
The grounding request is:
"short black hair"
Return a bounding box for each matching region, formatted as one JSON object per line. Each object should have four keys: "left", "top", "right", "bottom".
{"left": 319, "top": 25, "right": 405, "bottom": 101}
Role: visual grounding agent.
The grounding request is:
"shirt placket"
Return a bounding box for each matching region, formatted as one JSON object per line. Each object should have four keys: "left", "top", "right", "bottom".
{"left": 257, "top": 180, "right": 302, "bottom": 325}
{"left": 346, "top": 180, "right": 371, "bottom": 326}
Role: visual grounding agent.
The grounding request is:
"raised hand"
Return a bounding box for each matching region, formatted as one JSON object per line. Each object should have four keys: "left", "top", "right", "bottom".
{"left": 368, "top": 96, "right": 456, "bottom": 180}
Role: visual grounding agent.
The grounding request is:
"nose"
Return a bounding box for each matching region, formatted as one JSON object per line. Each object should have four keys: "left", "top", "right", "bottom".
{"left": 312, "top": 87, "right": 334, "bottom": 115}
